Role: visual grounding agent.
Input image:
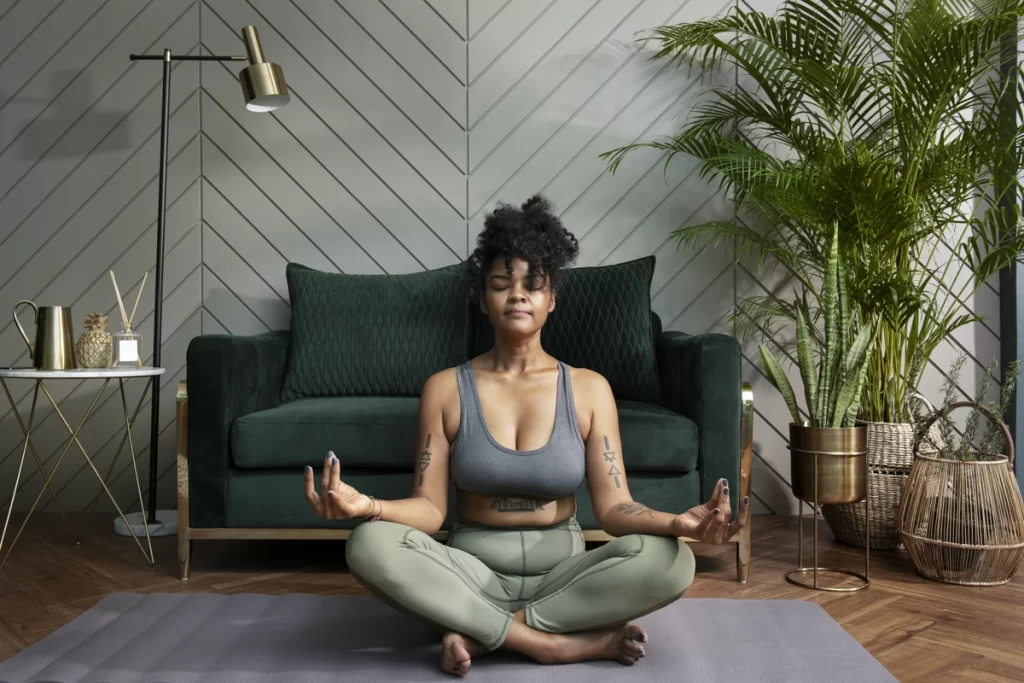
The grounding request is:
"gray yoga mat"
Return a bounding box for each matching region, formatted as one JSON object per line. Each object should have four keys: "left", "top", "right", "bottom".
{"left": 0, "top": 593, "right": 896, "bottom": 682}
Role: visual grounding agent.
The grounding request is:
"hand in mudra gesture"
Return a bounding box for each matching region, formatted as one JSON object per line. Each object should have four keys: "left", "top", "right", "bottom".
{"left": 303, "top": 451, "right": 373, "bottom": 520}
{"left": 672, "top": 478, "right": 749, "bottom": 544}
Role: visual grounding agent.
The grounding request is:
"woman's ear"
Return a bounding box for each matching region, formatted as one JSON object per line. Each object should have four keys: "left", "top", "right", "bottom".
{"left": 548, "top": 291, "right": 556, "bottom": 313}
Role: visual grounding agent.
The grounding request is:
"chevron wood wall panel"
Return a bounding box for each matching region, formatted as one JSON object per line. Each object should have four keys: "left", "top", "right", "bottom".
{"left": 0, "top": 0, "right": 1003, "bottom": 519}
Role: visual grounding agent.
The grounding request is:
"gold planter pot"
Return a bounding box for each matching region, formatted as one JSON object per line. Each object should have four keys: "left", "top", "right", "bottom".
{"left": 786, "top": 423, "right": 871, "bottom": 592}
{"left": 790, "top": 424, "right": 868, "bottom": 504}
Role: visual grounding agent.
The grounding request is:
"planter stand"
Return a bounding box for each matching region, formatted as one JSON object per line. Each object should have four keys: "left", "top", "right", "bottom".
{"left": 786, "top": 432, "right": 871, "bottom": 592}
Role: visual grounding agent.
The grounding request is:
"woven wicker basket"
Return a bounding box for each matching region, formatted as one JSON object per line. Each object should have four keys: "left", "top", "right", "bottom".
{"left": 898, "top": 402, "right": 1024, "bottom": 586}
{"left": 822, "top": 411, "right": 942, "bottom": 549}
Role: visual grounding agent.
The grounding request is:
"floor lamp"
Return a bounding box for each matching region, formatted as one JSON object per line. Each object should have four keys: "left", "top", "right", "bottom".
{"left": 115, "top": 26, "right": 289, "bottom": 538}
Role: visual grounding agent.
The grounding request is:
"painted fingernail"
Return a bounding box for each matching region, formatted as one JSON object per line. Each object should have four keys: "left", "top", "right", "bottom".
{"left": 305, "top": 466, "right": 311, "bottom": 474}
{"left": 713, "top": 508, "right": 721, "bottom": 516}
{"left": 328, "top": 491, "right": 335, "bottom": 497}
{"left": 743, "top": 497, "right": 750, "bottom": 505}
{"left": 332, "top": 457, "right": 337, "bottom": 466}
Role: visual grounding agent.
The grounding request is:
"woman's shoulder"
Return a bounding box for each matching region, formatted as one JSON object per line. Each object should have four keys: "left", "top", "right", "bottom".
{"left": 423, "top": 365, "right": 461, "bottom": 392}
{"left": 563, "top": 363, "right": 608, "bottom": 386}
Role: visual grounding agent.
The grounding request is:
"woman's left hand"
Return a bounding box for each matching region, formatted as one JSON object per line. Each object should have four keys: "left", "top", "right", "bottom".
{"left": 671, "top": 478, "right": 749, "bottom": 544}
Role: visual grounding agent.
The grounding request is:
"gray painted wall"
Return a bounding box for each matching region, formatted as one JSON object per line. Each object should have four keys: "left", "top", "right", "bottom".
{"left": 0, "top": 0, "right": 1000, "bottom": 519}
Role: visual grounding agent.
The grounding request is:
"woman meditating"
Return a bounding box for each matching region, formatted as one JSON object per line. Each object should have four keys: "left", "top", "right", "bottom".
{"left": 302, "top": 195, "right": 749, "bottom": 677}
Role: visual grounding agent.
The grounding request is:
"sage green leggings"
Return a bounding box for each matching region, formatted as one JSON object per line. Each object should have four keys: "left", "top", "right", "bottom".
{"left": 344, "top": 515, "right": 696, "bottom": 652}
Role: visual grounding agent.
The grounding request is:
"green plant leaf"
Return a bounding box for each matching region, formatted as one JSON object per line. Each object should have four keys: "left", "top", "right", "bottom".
{"left": 834, "top": 323, "right": 874, "bottom": 427}
{"left": 841, "top": 347, "right": 873, "bottom": 428}
{"left": 759, "top": 344, "right": 802, "bottom": 425}
{"left": 819, "top": 224, "right": 841, "bottom": 427}
{"left": 795, "top": 304, "right": 818, "bottom": 425}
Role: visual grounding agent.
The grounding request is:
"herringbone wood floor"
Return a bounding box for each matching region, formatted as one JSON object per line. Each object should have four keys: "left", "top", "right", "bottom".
{"left": 1, "top": 513, "right": 1021, "bottom": 681}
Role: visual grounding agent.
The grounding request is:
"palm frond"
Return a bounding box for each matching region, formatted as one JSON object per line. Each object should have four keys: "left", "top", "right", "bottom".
{"left": 606, "top": 0, "right": 1024, "bottom": 423}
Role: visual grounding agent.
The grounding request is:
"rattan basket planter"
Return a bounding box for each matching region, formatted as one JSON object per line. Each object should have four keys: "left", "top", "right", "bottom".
{"left": 898, "top": 402, "right": 1024, "bottom": 586}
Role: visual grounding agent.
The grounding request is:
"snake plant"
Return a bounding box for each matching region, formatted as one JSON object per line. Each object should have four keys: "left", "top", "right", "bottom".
{"left": 758, "top": 224, "right": 874, "bottom": 428}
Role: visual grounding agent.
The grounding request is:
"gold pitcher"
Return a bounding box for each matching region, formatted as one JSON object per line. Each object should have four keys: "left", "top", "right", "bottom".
{"left": 13, "top": 301, "right": 77, "bottom": 370}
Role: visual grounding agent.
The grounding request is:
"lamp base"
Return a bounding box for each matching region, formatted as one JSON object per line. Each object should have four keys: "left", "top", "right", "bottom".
{"left": 113, "top": 510, "right": 177, "bottom": 538}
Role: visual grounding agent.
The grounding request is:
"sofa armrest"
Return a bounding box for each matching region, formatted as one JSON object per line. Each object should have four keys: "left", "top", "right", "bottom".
{"left": 186, "top": 330, "right": 290, "bottom": 527}
{"left": 657, "top": 331, "right": 743, "bottom": 511}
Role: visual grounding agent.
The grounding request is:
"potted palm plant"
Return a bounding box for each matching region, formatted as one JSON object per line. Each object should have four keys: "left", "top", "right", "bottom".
{"left": 759, "top": 225, "right": 874, "bottom": 506}
{"left": 602, "top": 0, "right": 1024, "bottom": 547}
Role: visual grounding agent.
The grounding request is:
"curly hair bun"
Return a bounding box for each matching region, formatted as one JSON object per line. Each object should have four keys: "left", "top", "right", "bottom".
{"left": 521, "top": 194, "right": 552, "bottom": 214}
{"left": 466, "top": 193, "right": 580, "bottom": 302}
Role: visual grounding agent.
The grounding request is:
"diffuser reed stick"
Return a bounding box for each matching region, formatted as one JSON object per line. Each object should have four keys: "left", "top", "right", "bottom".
{"left": 128, "top": 271, "right": 147, "bottom": 329}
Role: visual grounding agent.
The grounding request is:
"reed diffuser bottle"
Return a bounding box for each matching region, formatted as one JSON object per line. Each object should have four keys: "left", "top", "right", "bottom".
{"left": 110, "top": 270, "right": 147, "bottom": 368}
{"left": 112, "top": 324, "right": 142, "bottom": 367}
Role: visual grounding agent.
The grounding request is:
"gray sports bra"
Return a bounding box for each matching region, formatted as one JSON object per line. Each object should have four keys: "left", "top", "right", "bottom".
{"left": 449, "top": 360, "right": 587, "bottom": 500}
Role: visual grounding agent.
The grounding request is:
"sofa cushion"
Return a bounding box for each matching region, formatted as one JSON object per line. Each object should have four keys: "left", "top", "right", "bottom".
{"left": 469, "top": 256, "right": 660, "bottom": 402}
{"left": 616, "top": 400, "right": 698, "bottom": 472}
{"left": 232, "top": 396, "right": 697, "bottom": 474}
{"left": 281, "top": 263, "right": 470, "bottom": 400}
{"left": 232, "top": 397, "right": 421, "bottom": 470}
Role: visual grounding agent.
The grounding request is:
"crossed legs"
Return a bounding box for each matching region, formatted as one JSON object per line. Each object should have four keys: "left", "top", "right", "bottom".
{"left": 345, "top": 520, "right": 695, "bottom": 675}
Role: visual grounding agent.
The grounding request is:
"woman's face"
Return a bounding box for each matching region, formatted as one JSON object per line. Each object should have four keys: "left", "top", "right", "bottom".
{"left": 481, "top": 256, "right": 556, "bottom": 336}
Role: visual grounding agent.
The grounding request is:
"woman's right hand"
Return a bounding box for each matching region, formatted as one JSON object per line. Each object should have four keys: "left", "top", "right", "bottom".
{"left": 303, "top": 451, "right": 374, "bottom": 520}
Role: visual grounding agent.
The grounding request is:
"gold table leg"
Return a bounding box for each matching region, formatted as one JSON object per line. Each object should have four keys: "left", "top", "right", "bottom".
{"left": 0, "top": 379, "right": 74, "bottom": 541}
{"left": 84, "top": 379, "right": 152, "bottom": 513}
{"left": 0, "top": 382, "right": 40, "bottom": 570}
{"left": 1, "top": 379, "right": 108, "bottom": 571}
{"left": 116, "top": 377, "right": 154, "bottom": 562}
{"left": 0, "top": 378, "right": 155, "bottom": 571}
{"left": 35, "top": 380, "right": 155, "bottom": 566}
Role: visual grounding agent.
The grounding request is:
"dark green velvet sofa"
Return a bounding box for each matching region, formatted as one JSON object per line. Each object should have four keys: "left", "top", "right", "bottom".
{"left": 175, "top": 257, "right": 754, "bottom": 581}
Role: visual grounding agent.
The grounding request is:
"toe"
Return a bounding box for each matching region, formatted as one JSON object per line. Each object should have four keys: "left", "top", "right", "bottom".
{"left": 623, "top": 623, "right": 647, "bottom": 644}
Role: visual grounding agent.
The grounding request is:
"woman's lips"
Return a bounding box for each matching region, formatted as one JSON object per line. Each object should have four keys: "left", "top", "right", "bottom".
{"left": 506, "top": 310, "right": 531, "bottom": 317}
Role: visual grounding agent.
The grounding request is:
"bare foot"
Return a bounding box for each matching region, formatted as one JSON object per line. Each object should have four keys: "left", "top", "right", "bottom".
{"left": 543, "top": 623, "right": 647, "bottom": 666}
{"left": 440, "top": 631, "right": 486, "bottom": 677}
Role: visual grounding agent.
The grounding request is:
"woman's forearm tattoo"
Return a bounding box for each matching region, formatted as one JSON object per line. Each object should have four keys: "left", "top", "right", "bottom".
{"left": 417, "top": 434, "right": 432, "bottom": 486}
{"left": 613, "top": 501, "right": 653, "bottom": 517}
{"left": 490, "top": 497, "right": 546, "bottom": 512}
{"left": 604, "top": 435, "right": 621, "bottom": 488}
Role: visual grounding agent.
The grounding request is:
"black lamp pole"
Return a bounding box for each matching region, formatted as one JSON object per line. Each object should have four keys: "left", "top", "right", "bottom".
{"left": 130, "top": 25, "right": 289, "bottom": 526}
{"left": 128, "top": 50, "right": 247, "bottom": 524}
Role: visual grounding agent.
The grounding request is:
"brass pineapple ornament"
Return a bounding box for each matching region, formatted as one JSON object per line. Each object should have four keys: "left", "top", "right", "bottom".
{"left": 76, "top": 312, "right": 113, "bottom": 368}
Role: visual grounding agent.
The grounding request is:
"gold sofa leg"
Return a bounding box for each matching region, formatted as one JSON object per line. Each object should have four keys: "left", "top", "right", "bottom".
{"left": 176, "top": 380, "right": 191, "bottom": 580}
{"left": 737, "top": 382, "right": 753, "bottom": 583}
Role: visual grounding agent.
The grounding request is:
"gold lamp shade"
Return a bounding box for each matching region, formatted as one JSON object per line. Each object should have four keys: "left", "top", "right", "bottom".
{"left": 239, "top": 25, "right": 289, "bottom": 112}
